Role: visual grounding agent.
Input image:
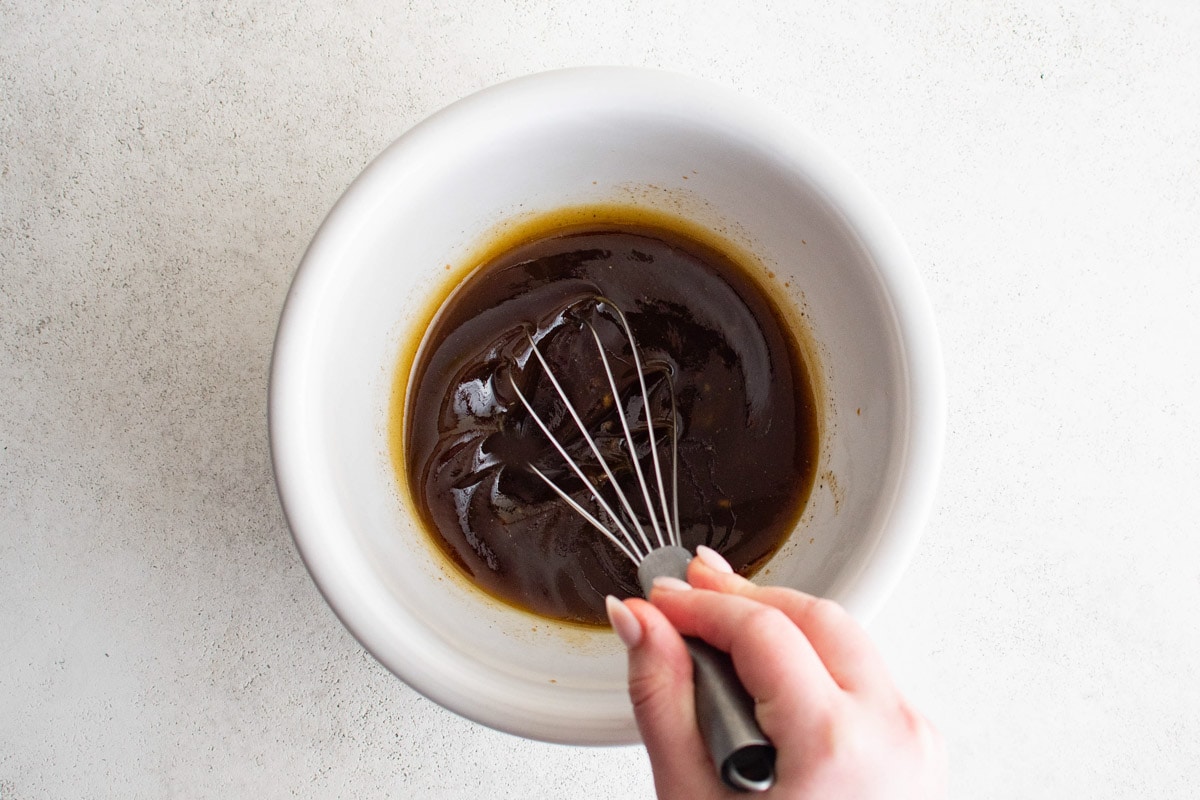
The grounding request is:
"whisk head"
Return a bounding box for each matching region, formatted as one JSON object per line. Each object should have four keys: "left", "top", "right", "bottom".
{"left": 508, "top": 297, "right": 778, "bottom": 792}
{"left": 507, "top": 297, "right": 681, "bottom": 565}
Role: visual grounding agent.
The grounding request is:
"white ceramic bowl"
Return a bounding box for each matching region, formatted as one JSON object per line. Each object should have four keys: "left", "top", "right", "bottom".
{"left": 269, "top": 67, "right": 944, "bottom": 745}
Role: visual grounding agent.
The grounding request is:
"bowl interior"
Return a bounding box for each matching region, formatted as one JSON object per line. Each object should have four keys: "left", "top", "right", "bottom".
{"left": 270, "top": 68, "right": 942, "bottom": 745}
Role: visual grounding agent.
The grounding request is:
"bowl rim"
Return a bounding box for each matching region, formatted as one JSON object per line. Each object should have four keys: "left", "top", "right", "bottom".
{"left": 268, "top": 65, "right": 945, "bottom": 742}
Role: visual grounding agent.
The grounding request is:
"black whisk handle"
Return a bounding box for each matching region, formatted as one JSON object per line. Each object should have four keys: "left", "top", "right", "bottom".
{"left": 686, "top": 637, "right": 776, "bottom": 792}
{"left": 636, "top": 546, "right": 776, "bottom": 792}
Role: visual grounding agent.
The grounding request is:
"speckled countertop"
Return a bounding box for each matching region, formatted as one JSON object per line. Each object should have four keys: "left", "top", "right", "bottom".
{"left": 2, "top": 2, "right": 1198, "bottom": 798}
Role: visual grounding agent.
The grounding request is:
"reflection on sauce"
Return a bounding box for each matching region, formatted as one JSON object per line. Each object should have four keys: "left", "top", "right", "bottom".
{"left": 403, "top": 222, "right": 819, "bottom": 625}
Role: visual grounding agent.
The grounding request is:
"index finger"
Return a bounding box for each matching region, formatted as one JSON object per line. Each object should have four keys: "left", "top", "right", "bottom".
{"left": 687, "top": 552, "right": 894, "bottom": 696}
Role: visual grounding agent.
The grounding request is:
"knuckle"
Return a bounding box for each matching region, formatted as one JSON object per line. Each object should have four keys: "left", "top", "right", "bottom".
{"left": 897, "top": 701, "right": 925, "bottom": 733}
{"left": 892, "top": 700, "right": 944, "bottom": 762}
{"left": 627, "top": 669, "right": 673, "bottom": 713}
{"left": 908, "top": 706, "right": 944, "bottom": 753}
{"left": 723, "top": 604, "right": 795, "bottom": 664}
{"left": 736, "top": 604, "right": 793, "bottom": 640}
{"left": 805, "top": 596, "right": 847, "bottom": 625}
{"left": 805, "top": 701, "right": 864, "bottom": 767}
{"left": 626, "top": 649, "right": 692, "bottom": 713}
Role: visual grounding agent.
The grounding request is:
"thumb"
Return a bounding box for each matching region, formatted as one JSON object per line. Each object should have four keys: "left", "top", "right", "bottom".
{"left": 607, "top": 596, "right": 724, "bottom": 800}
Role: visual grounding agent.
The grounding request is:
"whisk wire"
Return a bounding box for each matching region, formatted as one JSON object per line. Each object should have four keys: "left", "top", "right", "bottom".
{"left": 664, "top": 371, "right": 681, "bottom": 547}
{"left": 508, "top": 374, "right": 647, "bottom": 562}
{"left": 598, "top": 300, "right": 680, "bottom": 549}
{"left": 512, "top": 336, "right": 655, "bottom": 561}
{"left": 511, "top": 297, "right": 685, "bottom": 563}
{"left": 525, "top": 462, "right": 643, "bottom": 565}
{"left": 586, "top": 320, "right": 671, "bottom": 551}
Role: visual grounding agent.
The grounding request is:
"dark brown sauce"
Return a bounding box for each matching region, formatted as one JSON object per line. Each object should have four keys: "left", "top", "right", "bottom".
{"left": 403, "top": 222, "right": 818, "bottom": 625}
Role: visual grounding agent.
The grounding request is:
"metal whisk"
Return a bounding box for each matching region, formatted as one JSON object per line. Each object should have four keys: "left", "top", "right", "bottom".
{"left": 508, "top": 297, "right": 776, "bottom": 793}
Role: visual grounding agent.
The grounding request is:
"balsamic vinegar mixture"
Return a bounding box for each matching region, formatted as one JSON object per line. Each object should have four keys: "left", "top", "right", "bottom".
{"left": 403, "top": 223, "right": 819, "bottom": 625}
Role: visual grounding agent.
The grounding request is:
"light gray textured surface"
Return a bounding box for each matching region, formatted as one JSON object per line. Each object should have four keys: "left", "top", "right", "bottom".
{"left": 3, "top": 1, "right": 1198, "bottom": 798}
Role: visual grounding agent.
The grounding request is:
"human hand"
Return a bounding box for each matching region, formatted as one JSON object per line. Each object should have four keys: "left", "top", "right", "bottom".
{"left": 605, "top": 546, "right": 946, "bottom": 799}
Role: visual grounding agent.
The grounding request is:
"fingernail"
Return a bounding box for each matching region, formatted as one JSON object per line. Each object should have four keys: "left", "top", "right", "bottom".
{"left": 605, "top": 595, "right": 643, "bottom": 649}
{"left": 651, "top": 576, "right": 693, "bottom": 592}
{"left": 695, "top": 545, "right": 734, "bottom": 574}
